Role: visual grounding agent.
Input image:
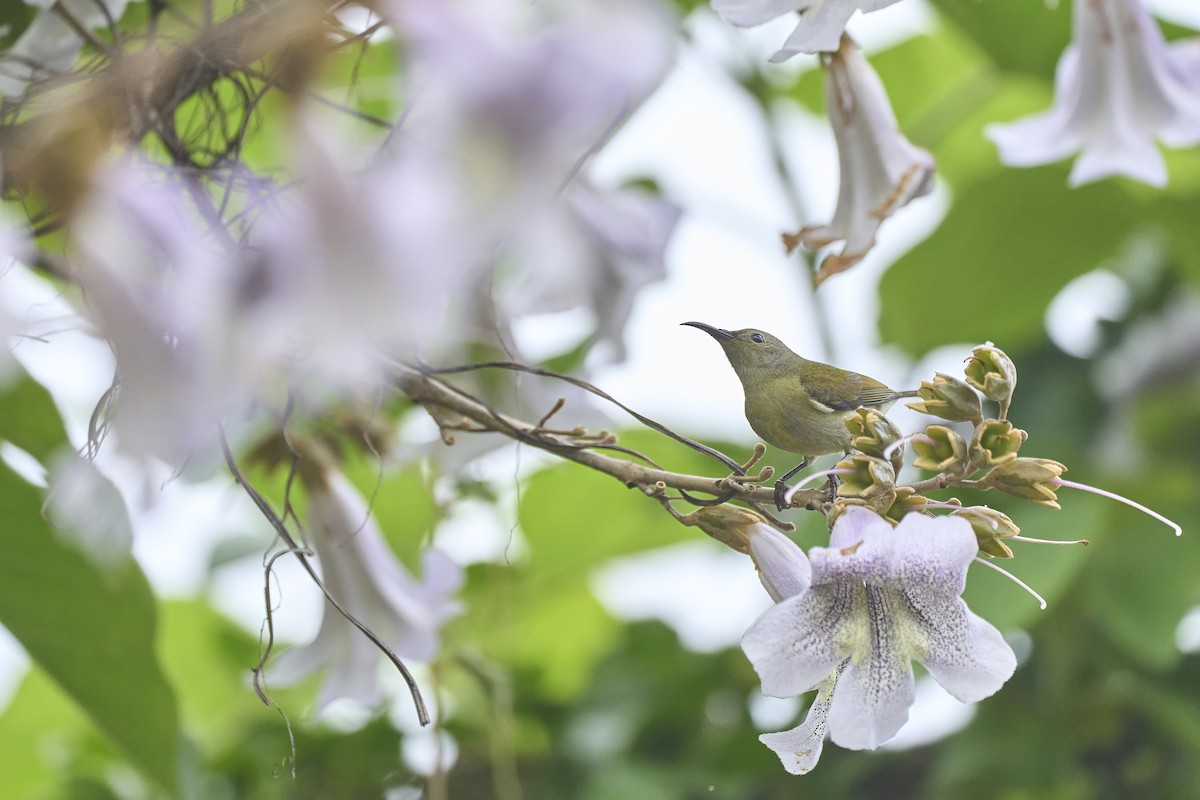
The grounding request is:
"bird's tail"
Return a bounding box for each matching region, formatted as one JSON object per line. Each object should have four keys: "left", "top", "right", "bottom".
{"left": 890, "top": 389, "right": 920, "bottom": 400}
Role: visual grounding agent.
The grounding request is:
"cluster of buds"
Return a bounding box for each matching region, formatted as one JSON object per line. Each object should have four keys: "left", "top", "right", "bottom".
{"left": 691, "top": 343, "right": 1177, "bottom": 780}
{"left": 817, "top": 343, "right": 1072, "bottom": 557}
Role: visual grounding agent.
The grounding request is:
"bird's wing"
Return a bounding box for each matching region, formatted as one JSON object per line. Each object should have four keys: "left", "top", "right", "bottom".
{"left": 804, "top": 369, "right": 896, "bottom": 412}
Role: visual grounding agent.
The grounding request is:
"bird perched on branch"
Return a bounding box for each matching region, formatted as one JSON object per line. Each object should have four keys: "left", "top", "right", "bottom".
{"left": 683, "top": 322, "right": 916, "bottom": 506}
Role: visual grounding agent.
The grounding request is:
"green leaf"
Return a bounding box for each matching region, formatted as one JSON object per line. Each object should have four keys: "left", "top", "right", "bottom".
{"left": 0, "top": 462, "right": 182, "bottom": 796}
{"left": 0, "top": 3, "right": 35, "bottom": 49}
{"left": 1079, "top": 490, "right": 1199, "bottom": 670}
{"left": 929, "top": 0, "right": 1069, "bottom": 78}
{"left": 878, "top": 168, "right": 1138, "bottom": 357}
{"left": 0, "top": 372, "right": 70, "bottom": 461}
{"left": 778, "top": 26, "right": 987, "bottom": 128}
{"left": 452, "top": 428, "right": 742, "bottom": 700}
{"left": 960, "top": 492, "right": 1101, "bottom": 632}
{"left": 0, "top": 667, "right": 90, "bottom": 799}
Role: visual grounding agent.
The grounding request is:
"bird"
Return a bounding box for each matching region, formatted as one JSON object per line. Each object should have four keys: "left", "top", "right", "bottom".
{"left": 682, "top": 321, "right": 916, "bottom": 506}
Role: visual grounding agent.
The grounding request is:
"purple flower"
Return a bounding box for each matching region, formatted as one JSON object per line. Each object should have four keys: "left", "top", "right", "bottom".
{"left": 271, "top": 471, "right": 462, "bottom": 710}
{"left": 744, "top": 507, "right": 1015, "bottom": 772}
{"left": 986, "top": 0, "right": 1200, "bottom": 188}
{"left": 785, "top": 35, "right": 934, "bottom": 284}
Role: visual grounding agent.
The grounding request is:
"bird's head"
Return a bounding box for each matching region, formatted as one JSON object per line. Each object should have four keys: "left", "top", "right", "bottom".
{"left": 681, "top": 322, "right": 796, "bottom": 379}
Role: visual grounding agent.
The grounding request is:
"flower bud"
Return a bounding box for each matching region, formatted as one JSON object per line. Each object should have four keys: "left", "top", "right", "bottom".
{"left": 679, "top": 506, "right": 811, "bottom": 601}
{"left": 834, "top": 454, "right": 896, "bottom": 513}
{"left": 845, "top": 407, "right": 901, "bottom": 459}
{"left": 970, "top": 419, "right": 1026, "bottom": 468}
{"left": 907, "top": 373, "right": 983, "bottom": 423}
{"left": 965, "top": 344, "right": 1016, "bottom": 409}
{"left": 912, "top": 425, "right": 969, "bottom": 476}
{"left": 884, "top": 486, "right": 932, "bottom": 523}
{"left": 678, "top": 505, "right": 767, "bottom": 554}
{"left": 980, "top": 458, "right": 1066, "bottom": 509}
{"left": 952, "top": 506, "right": 1020, "bottom": 559}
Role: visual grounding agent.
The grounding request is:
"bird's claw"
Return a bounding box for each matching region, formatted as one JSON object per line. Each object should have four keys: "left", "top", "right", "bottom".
{"left": 774, "top": 480, "right": 791, "bottom": 511}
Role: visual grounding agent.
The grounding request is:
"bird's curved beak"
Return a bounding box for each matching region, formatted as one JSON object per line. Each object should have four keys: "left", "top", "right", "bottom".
{"left": 681, "top": 321, "right": 734, "bottom": 340}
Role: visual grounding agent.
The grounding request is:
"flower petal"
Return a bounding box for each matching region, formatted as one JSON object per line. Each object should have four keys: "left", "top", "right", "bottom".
{"left": 987, "top": 0, "right": 1200, "bottom": 187}
{"left": 916, "top": 602, "right": 1017, "bottom": 703}
{"left": 711, "top": 0, "right": 803, "bottom": 28}
{"left": 770, "top": 3, "right": 857, "bottom": 60}
{"left": 758, "top": 663, "right": 844, "bottom": 775}
{"left": 814, "top": 509, "right": 978, "bottom": 594}
{"left": 747, "top": 522, "right": 812, "bottom": 602}
{"left": 742, "top": 584, "right": 853, "bottom": 698}
{"left": 826, "top": 587, "right": 915, "bottom": 749}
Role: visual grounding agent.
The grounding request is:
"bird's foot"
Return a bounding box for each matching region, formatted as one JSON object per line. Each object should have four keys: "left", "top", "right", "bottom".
{"left": 774, "top": 480, "right": 791, "bottom": 511}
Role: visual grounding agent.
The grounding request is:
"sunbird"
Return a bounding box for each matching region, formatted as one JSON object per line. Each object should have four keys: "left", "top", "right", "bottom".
{"left": 683, "top": 322, "right": 916, "bottom": 504}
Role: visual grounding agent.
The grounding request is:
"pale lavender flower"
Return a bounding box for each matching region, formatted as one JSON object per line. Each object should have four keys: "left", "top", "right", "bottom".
{"left": 744, "top": 520, "right": 812, "bottom": 602}
{"left": 711, "top": 0, "right": 903, "bottom": 60}
{"left": 70, "top": 160, "right": 268, "bottom": 462}
{"left": 506, "top": 180, "right": 681, "bottom": 363}
{"left": 743, "top": 507, "right": 1015, "bottom": 771}
{"left": 785, "top": 35, "right": 934, "bottom": 284}
{"left": 0, "top": 222, "right": 27, "bottom": 376}
{"left": 251, "top": 112, "right": 474, "bottom": 394}
{"left": 391, "top": 0, "right": 674, "bottom": 219}
{"left": 271, "top": 472, "right": 462, "bottom": 711}
{"left": 386, "top": 0, "right": 678, "bottom": 354}
{"left": 986, "top": 0, "right": 1200, "bottom": 188}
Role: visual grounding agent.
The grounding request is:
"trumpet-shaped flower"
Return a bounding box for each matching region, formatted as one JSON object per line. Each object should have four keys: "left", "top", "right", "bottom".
{"left": 743, "top": 507, "right": 1015, "bottom": 770}
{"left": 985, "top": 0, "right": 1200, "bottom": 188}
{"left": 784, "top": 35, "right": 934, "bottom": 284}
{"left": 271, "top": 472, "right": 462, "bottom": 710}
{"left": 711, "top": 0, "right": 904, "bottom": 60}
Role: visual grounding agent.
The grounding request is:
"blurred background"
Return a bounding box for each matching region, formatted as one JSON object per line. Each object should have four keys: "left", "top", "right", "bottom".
{"left": 2, "top": 0, "right": 1200, "bottom": 798}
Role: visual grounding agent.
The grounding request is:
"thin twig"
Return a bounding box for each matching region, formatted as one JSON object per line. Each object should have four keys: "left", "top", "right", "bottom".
{"left": 218, "top": 429, "right": 432, "bottom": 726}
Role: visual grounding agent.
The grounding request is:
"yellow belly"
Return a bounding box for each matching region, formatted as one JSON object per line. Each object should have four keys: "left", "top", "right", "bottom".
{"left": 743, "top": 385, "right": 854, "bottom": 457}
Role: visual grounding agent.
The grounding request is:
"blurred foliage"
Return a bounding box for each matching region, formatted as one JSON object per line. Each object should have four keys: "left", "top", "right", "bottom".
{"left": 3, "top": 0, "right": 1200, "bottom": 799}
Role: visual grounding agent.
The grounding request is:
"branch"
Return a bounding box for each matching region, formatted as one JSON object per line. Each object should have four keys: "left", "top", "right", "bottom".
{"left": 393, "top": 364, "right": 824, "bottom": 522}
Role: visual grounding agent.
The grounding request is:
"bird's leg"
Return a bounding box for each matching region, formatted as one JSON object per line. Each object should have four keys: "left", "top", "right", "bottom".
{"left": 827, "top": 451, "right": 850, "bottom": 496}
{"left": 774, "top": 456, "right": 814, "bottom": 510}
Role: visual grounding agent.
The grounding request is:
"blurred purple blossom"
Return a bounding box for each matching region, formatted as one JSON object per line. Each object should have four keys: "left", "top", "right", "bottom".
{"left": 270, "top": 471, "right": 462, "bottom": 710}
{"left": 58, "top": 0, "right": 679, "bottom": 464}
{"left": 986, "top": 0, "right": 1200, "bottom": 188}
{"left": 786, "top": 35, "right": 933, "bottom": 284}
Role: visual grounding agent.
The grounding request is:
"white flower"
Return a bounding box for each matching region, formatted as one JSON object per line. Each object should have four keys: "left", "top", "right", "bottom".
{"left": 711, "top": 0, "right": 903, "bottom": 60}
{"left": 784, "top": 35, "right": 934, "bottom": 284}
{"left": 745, "top": 521, "right": 812, "bottom": 603}
{"left": 271, "top": 472, "right": 462, "bottom": 710}
{"left": 742, "top": 507, "right": 1016, "bottom": 772}
{"left": 985, "top": 0, "right": 1200, "bottom": 188}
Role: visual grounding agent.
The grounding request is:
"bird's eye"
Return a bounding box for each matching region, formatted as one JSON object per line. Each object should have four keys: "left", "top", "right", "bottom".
{"left": 750, "top": 333, "right": 765, "bottom": 343}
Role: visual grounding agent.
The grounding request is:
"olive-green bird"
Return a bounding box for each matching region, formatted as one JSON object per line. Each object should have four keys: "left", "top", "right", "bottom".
{"left": 683, "top": 322, "right": 916, "bottom": 502}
